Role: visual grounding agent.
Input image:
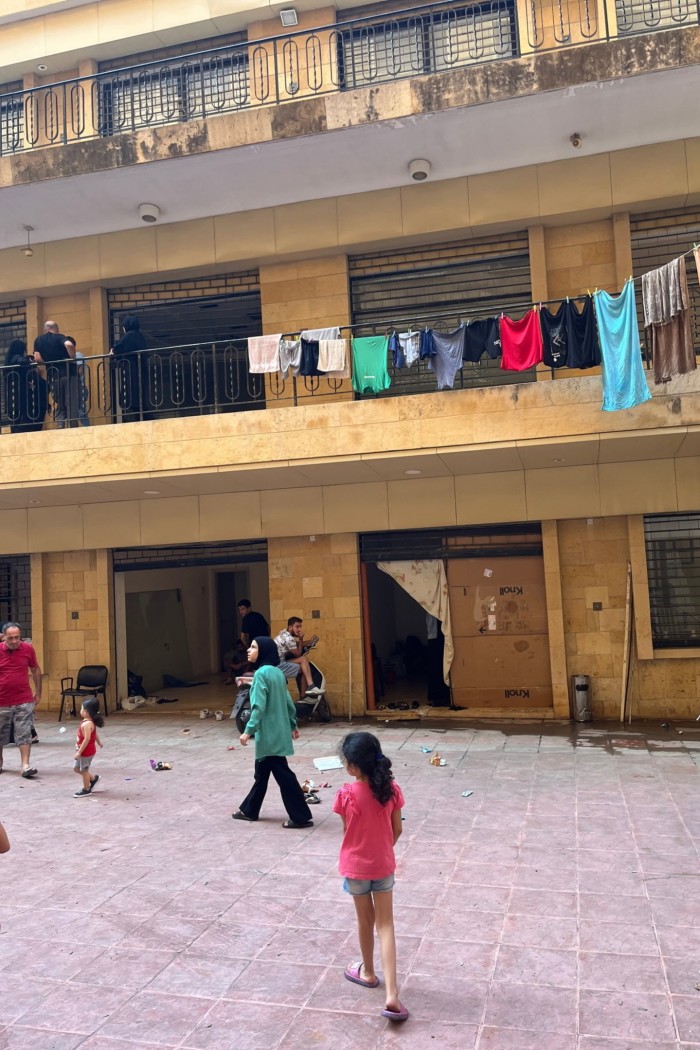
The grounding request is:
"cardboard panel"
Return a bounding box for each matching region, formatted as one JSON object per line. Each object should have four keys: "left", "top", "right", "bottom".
{"left": 452, "top": 685, "right": 553, "bottom": 709}
{"left": 448, "top": 556, "right": 548, "bottom": 636}
{"left": 451, "top": 634, "right": 552, "bottom": 688}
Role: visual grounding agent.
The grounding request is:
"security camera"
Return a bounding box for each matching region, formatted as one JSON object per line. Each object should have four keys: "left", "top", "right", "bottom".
{"left": 138, "top": 203, "right": 160, "bottom": 224}
{"left": 570, "top": 133, "right": 582, "bottom": 149}
{"left": 408, "top": 159, "right": 431, "bottom": 182}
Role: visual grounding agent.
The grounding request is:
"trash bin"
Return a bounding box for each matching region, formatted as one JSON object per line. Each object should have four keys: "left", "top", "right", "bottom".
{"left": 571, "top": 675, "right": 592, "bottom": 722}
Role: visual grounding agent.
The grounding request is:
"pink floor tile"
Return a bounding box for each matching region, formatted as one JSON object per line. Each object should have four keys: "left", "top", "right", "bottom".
{"left": 223, "top": 960, "right": 327, "bottom": 1005}
{"left": 0, "top": 1028, "right": 85, "bottom": 1049}
{"left": 501, "top": 915, "right": 578, "bottom": 951}
{"left": 578, "top": 951, "right": 667, "bottom": 993}
{"left": 17, "top": 985, "right": 133, "bottom": 1036}
{"left": 477, "top": 1028, "right": 575, "bottom": 1049}
{"left": 276, "top": 1008, "right": 385, "bottom": 1050}
{"left": 399, "top": 974, "right": 490, "bottom": 1023}
{"left": 97, "top": 991, "right": 217, "bottom": 1045}
{"left": 578, "top": 990, "right": 677, "bottom": 1042}
{"left": 377, "top": 1019, "right": 479, "bottom": 1047}
{"left": 673, "top": 994, "right": 700, "bottom": 1043}
{"left": 484, "top": 983, "right": 577, "bottom": 1036}
{"left": 578, "top": 921, "right": 660, "bottom": 956}
{"left": 147, "top": 953, "right": 250, "bottom": 997}
{"left": 182, "top": 1000, "right": 299, "bottom": 1049}
{"left": 493, "top": 946, "right": 578, "bottom": 988}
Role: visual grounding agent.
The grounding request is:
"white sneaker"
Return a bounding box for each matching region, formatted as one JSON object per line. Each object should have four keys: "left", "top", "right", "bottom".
{"left": 305, "top": 687, "right": 323, "bottom": 696}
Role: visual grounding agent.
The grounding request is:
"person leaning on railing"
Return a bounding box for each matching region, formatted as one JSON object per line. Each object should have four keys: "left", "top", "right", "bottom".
{"left": 4, "top": 339, "right": 47, "bottom": 433}
{"left": 33, "top": 322, "right": 79, "bottom": 428}
{"left": 110, "top": 315, "right": 150, "bottom": 423}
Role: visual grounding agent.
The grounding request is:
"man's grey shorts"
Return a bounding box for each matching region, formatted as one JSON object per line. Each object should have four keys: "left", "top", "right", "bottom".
{"left": 278, "top": 659, "right": 300, "bottom": 680}
{"left": 0, "top": 702, "right": 35, "bottom": 747}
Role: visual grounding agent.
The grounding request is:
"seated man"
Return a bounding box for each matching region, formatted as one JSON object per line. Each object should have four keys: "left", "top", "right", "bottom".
{"left": 223, "top": 641, "right": 252, "bottom": 684}
{"left": 274, "top": 617, "right": 322, "bottom": 698}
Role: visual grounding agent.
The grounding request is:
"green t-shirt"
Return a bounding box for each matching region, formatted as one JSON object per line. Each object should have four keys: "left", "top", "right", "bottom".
{"left": 351, "top": 336, "right": 391, "bottom": 394}
{"left": 245, "top": 664, "right": 298, "bottom": 760}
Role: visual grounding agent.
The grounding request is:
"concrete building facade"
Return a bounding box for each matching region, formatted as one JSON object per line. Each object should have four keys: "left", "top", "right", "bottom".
{"left": 1, "top": 0, "right": 700, "bottom": 720}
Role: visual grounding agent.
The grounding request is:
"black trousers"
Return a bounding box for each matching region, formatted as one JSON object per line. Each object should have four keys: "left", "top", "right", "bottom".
{"left": 239, "top": 755, "right": 312, "bottom": 824}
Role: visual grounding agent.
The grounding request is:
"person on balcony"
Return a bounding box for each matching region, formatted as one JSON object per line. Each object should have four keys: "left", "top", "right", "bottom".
{"left": 111, "top": 315, "right": 149, "bottom": 423}
{"left": 33, "top": 321, "right": 79, "bottom": 428}
{"left": 4, "top": 339, "right": 46, "bottom": 433}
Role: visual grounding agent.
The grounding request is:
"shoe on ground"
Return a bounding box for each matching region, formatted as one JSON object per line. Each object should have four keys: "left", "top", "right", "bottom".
{"left": 90, "top": 774, "right": 100, "bottom": 790}
{"left": 74, "top": 787, "right": 92, "bottom": 797}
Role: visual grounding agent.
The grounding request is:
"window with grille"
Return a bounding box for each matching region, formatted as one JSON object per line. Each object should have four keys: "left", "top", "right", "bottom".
{"left": 337, "top": 1, "right": 516, "bottom": 89}
{"left": 644, "top": 513, "right": 700, "bottom": 649}
{"left": 630, "top": 208, "right": 700, "bottom": 357}
{"left": 0, "top": 556, "right": 31, "bottom": 638}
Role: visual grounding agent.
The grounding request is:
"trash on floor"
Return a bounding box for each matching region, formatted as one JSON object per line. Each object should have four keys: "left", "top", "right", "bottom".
{"left": 149, "top": 759, "right": 171, "bottom": 771}
{"left": 181, "top": 729, "right": 191, "bottom": 734}
{"left": 462, "top": 790, "right": 473, "bottom": 798}
{"left": 429, "top": 752, "right": 446, "bottom": 767}
{"left": 301, "top": 779, "right": 315, "bottom": 792}
{"left": 313, "top": 756, "right": 344, "bottom": 771}
{"left": 156, "top": 698, "right": 179, "bottom": 704}
{"left": 420, "top": 746, "right": 434, "bottom": 753}
{"left": 227, "top": 745, "right": 236, "bottom": 751}
{"left": 59, "top": 726, "right": 67, "bottom": 734}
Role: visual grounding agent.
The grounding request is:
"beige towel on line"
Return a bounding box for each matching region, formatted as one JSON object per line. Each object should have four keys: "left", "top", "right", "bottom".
{"left": 248, "top": 334, "right": 282, "bottom": 374}
{"left": 318, "top": 338, "right": 347, "bottom": 371}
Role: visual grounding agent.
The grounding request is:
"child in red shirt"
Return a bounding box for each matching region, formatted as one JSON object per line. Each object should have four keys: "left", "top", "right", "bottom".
{"left": 333, "top": 731, "right": 408, "bottom": 1023}
{"left": 73, "top": 698, "right": 103, "bottom": 797}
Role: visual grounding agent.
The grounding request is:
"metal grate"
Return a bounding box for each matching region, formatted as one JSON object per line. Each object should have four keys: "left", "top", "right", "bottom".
{"left": 644, "top": 513, "right": 700, "bottom": 649}
{"left": 0, "top": 299, "right": 27, "bottom": 352}
{"left": 349, "top": 233, "right": 532, "bottom": 393}
{"left": 360, "top": 524, "right": 542, "bottom": 562}
{"left": 113, "top": 540, "right": 268, "bottom": 572}
{"left": 630, "top": 208, "right": 700, "bottom": 358}
{"left": 0, "top": 556, "right": 32, "bottom": 637}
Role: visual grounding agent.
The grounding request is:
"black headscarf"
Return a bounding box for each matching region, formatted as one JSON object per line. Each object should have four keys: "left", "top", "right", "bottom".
{"left": 252, "top": 636, "right": 280, "bottom": 669}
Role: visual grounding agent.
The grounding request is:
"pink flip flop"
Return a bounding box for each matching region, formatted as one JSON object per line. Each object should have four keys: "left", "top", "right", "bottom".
{"left": 381, "top": 1005, "right": 410, "bottom": 1022}
{"left": 344, "top": 964, "right": 379, "bottom": 989}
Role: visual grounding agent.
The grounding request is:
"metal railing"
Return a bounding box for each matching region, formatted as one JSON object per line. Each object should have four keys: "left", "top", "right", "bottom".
{"left": 1, "top": 0, "right": 697, "bottom": 155}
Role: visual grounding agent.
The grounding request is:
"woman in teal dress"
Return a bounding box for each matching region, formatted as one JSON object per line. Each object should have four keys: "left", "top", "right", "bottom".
{"left": 233, "top": 636, "right": 313, "bottom": 829}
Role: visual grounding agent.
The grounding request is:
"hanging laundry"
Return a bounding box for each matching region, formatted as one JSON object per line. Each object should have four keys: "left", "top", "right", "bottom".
{"left": 500, "top": 309, "right": 543, "bottom": 371}
{"left": 428, "top": 327, "right": 466, "bottom": 390}
{"left": 565, "top": 296, "right": 601, "bottom": 370}
{"left": 389, "top": 331, "right": 421, "bottom": 368}
{"left": 463, "top": 318, "right": 501, "bottom": 362}
{"left": 299, "top": 339, "right": 325, "bottom": 377}
{"left": 539, "top": 303, "right": 569, "bottom": 368}
{"left": 318, "top": 339, "right": 350, "bottom": 378}
{"left": 351, "top": 336, "right": 390, "bottom": 394}
{"left": 594, "top": 281, "right": 652, "bottom": 412}
{"left": 247, "top": 334, "right": 282, "bottom": 374}
{"left": 300, "top": 327, "right": 340, "bottom": 342}
{"left": 419, "top": 329, "right": 436, "bottom": 359}
{"left": 641, "top": 256, "right": 695, "bottom": 384}
{"left": 279, "top": 338, "right": 302, "bottom": 379}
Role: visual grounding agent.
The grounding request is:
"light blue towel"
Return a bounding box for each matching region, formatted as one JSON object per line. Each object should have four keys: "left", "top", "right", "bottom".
{"left": 594, "top": 281, "right": 651, "bottom": 412}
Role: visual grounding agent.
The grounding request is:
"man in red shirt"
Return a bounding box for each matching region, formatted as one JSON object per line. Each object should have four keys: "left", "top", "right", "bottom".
{"left": 0, "top": 622, "right": 42, "bottom": 778}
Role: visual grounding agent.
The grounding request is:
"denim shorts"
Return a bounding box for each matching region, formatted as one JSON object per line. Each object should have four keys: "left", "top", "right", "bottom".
{"left": 343, "top": 874, "right": 395, "bottom": 896}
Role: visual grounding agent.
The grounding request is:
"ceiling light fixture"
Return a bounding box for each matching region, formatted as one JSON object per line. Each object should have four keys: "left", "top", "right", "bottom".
{"left": 280, "top": 7, "right": 298, "bottom": 26}
{"left": 143, "top": 489, "right": 161, "bottom": 495}
{"left": 36, "top": 63, "right": 48, "bottom": 72}
{"left": 570, "top": 132, "right": 582, "bottom": 149}
{"left": 552, "top": 458, "right": 565, "bottom": 464}
{"left": 408, "top": 159, "right": 431, "bottom": 182}
{"left": 21, "top": 225, "right": 34, "bottom": 257}
{"left": 404, "top": 469, "right": 423, "bottom": 476}
{"left": 28, "top": 499, "right": 41, "bottom": 504}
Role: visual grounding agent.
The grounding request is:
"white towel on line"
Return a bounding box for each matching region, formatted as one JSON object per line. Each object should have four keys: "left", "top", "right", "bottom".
{"left": 318, "top": 338, "right": 347, "bottom": 371}
{"left": 300, "top": 327, "right": 340, "bottom": 342}
{"left": 248, "top": 334, "right": 282, "bottom": 374}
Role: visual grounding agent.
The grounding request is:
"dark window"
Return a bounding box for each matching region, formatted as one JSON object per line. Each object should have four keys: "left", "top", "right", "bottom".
{"left": 0, "top": 556, "right": 32, "bottom": 638}
{"left": 337, "top": 1, "right": 516, "bottom": 89}
{"left": 644, "top": 513, "right": 700, "bottom": 649}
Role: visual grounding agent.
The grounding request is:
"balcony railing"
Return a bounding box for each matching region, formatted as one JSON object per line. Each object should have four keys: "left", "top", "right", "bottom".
{"left": 1, "top": 0, "right": 697, "bottom": 155}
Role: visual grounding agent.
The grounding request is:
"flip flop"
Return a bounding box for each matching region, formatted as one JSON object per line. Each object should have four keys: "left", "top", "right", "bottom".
{"left": 381, "top": 1005, "right": 410, "bottom": 1022}
{"left": 344, "top": 964, "right": 380, "bottom": 989}
{"left": 282, "top": 820, "right": 313, "bottom": 829}
{"left": 21, "top": 768, "right": 38, "bottom": 779}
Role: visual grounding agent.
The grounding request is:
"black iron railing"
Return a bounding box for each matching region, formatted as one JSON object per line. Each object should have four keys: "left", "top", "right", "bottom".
{"left": 0, "top": 0, "right": 697, "bottom": 154}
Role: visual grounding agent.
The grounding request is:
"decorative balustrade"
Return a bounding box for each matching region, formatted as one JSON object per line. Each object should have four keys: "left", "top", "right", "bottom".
{"left": 0, "top": 0, "right": 697, "bottom": 155}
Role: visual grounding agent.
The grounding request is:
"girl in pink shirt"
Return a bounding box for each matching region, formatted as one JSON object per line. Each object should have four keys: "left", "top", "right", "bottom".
{"left": 333, "top": 731, "right": 408, "bottom": 1023}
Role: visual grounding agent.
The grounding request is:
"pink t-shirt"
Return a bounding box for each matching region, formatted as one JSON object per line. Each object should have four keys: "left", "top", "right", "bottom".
{"left": 333, "top": 779, "right": 405, "bottom": 880}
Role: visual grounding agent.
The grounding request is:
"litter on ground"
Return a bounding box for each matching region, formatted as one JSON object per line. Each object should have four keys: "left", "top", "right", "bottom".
{"left": 462, "top": 790, "right": 473, "bottom": 798}
{"left": 313, "top": 756, "right": 344, "bottom": 771}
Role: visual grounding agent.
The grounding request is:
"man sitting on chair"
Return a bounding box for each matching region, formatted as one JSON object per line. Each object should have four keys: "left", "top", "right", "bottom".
{"left": 274, "top": 617, "right": 321, "bottom": 698}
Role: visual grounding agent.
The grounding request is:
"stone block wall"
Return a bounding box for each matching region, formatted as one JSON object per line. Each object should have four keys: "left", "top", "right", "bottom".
{"left": 559, "top": 517, "right": 700, "bottom": 719}
{"left": 267, "top": 532, "right": 365, "bottom": 716}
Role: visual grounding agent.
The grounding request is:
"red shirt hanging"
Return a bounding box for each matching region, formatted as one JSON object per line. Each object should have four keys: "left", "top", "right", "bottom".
{"left": 500, "top": 308, "right": 543, "bottom": 371}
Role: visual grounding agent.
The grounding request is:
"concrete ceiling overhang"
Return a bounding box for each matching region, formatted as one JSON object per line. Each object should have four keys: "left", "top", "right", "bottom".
{"left": 3, "top": 62, "right": 700, "bottom": 252}
{"left": 1, "top": 425, "right": 699, "bottom": 509}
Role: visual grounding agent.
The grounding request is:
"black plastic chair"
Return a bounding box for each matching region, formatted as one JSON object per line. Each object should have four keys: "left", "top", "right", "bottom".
{"left": 59, "top": 665, "right": 109, "bottom": 721}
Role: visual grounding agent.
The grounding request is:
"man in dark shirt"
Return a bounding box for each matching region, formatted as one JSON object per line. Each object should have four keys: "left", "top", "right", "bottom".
{"left": 238, "top": 600, "right": 270, "bottom": 645}
{"left": 33, "top": 321, "right": 78, "bottom": 427}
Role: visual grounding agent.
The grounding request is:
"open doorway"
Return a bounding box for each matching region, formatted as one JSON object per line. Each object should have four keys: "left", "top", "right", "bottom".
{"left": 113, "top": 541, "right": 268, "bottom": 709}
{"left": 364, "top": 563, "right": 451, "bottom": 709}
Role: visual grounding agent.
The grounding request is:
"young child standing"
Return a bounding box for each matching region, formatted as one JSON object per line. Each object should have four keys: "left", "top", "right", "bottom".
{"left": 73, "top": 698, "right": 103, "bottom": 797}
{"left": 333, "top": 731, "right": 408, "bottom": 1023}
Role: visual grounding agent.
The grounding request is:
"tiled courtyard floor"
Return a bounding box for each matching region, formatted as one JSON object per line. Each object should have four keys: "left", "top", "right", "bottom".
{"left": 2, "top": 714, "right": 700, "bottom": 1049}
